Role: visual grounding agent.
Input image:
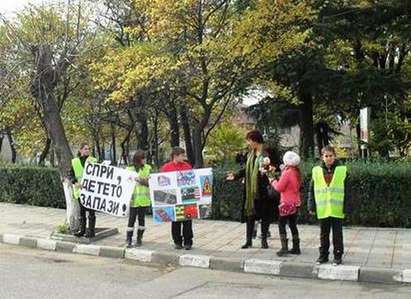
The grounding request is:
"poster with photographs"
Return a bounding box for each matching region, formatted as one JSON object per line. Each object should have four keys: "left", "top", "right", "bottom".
{"left": 149, "top": 168, "right": 213, "bottom": 223}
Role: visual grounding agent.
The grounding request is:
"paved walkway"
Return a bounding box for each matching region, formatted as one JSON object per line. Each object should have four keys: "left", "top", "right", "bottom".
{"left": 1, "top": 202, "right": 411, "bottom": 270}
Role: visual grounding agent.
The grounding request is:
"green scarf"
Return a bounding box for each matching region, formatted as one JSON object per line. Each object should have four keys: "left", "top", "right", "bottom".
{"left": 245, "top": 150, "right": 262, "bottom": 216}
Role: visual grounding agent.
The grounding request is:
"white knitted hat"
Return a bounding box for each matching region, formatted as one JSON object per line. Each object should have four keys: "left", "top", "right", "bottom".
{"left": 283, "top": 151, "right": 301, "bottom": 166}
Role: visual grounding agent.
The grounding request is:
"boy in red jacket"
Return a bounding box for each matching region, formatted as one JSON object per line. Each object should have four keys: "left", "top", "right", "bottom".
{"left": 160, "top": 147, "right": 194, "bottom": 250}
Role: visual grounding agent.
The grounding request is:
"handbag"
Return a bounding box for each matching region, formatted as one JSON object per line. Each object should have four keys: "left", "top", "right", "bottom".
{"left": 266, "top": 184, "right": 280, "bottom": 203}
{"left": 279, "top": 202, "right": 297, "bottom": 216}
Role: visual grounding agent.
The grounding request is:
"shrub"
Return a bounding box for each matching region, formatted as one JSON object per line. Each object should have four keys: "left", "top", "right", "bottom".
{"left": 2, "top": 161, "right": 411, "bottom": 227}
{"left": 0, "top": 165, "right": 65, "bottom": 208}
{"left": 212, "top": 161, "right": 411, "bottom": 227}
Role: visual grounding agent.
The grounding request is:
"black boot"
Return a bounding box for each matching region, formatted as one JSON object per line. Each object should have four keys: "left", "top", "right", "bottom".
{"left": 241, "top": 241, "right": 252, "bottom": 249}
{"left": 316, "top": 255, "right": 329, "bottom": 264}
{"left": 261, "top": 220, "right": 269, "bottom": 249}
{"left": 74, "top": 217, "right": 86, "bottom": 237}
{"left": 261, "top": 238, "right": 268, "bottom": 249}
{"left": 126, "top": 228, "right": 133, "bottom": 248}
{"left": 333, "top": 250, "right": 343, "bottom": 265}
{"left": 316, "top": 248, "right": 329, "bottom": 264}
{"left": 136, "top": 229, "right": 144, "bottom": 247}
{"left": 288, "top": 235, "right": 301, "bottom": 254}
{"left": 241, "top": 219, "right": 254, "bottom": 249}
{"left": 85, "top": 215, "right": 96, "bottom": 238}
{"left": 276, "top": 234, "right": 288, "bottom": 256}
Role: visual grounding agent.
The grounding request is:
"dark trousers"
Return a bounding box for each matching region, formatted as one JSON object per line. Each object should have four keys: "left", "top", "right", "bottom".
{"left": 79, "top": 204, "right": 95, "bottom": 229}
{"left": 319, "top": 217, "right": 344, "bottom": 258}
{"left": 278, "top": 213, "right": 299, "bottom": 237}
{"left": 245, "top": 216, "right": 270, "bottom": 243}
{"left": 172, "top": 220, "right": 193, "bottom": 246}
{"left": 128, "top": 207, "right": 146, "bottom": 229}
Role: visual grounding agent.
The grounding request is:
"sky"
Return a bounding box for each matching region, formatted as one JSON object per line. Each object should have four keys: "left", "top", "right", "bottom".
{"left": 0, "top": 0, "right": 50, "bottom": 16}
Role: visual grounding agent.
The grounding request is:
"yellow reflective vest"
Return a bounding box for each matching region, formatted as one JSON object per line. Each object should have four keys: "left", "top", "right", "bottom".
{"left": 312, "top": 165, "right": 347, "bottom": 219}
{"left": 127, "top": 164, "right": 152, "bottom": 208}
{"left": 71, "top": 156, "right": 97, "bottom": 200}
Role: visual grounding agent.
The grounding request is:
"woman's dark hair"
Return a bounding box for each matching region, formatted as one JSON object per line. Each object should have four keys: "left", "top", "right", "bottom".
{"left": 77, "top": 143, "right": 89, "bottom": 157}
{"left": 133, "top": 150, "right": 146, "bottom": 167}
{"left": 263, "top": 145, "right": 281, "bottom": 168}
{"left": 246, "top": 130, "right": 264, "bottom": 144}
{"left": 171, "top": 147, "right": 185, "bottom": 159}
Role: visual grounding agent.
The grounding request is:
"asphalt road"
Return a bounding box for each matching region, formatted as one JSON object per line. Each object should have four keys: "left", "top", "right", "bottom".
{"left": 1, "top": 244, "right": 411, "bottom": 299}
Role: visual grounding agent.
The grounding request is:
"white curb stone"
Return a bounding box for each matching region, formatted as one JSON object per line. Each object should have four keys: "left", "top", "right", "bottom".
{"left": 125, "top": 248, "right": 153, "bottom": 262}
{"left": 179, "top": 254, "right": 210, "bottom": 268}
{"left": 37, "top": 239, "right": 57, "bottom": 251}
{"left": 401, "top": 269, "right": 411, "bottom": 283}
{"left": 317, "top": 264, "right": 359, "bottom": 281}
{"left": 244, "top": 259, "right": 282, "bottom": 275}
{"left": 3, "top": 234, "right": 21, "bottom": 245}
{"left": 73, "top": 244, "right": 100, "bottom": 256}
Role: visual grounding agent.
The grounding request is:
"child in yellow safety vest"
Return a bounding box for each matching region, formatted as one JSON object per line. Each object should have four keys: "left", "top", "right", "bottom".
{"left": 126, "top": 150, "right": 152, "bottom": 248}
{"left": 308, "top": 145, "right": 351, "bottom": 266}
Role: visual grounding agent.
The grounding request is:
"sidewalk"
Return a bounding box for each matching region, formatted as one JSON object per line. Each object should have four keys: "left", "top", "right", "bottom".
{"left": 1, "top": 202, "right": 411, "bottom": 283}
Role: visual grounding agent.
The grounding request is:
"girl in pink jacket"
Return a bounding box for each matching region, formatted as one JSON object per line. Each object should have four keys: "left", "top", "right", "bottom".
{"left": 271, "top": 151, "right": 302, "bottom": 256}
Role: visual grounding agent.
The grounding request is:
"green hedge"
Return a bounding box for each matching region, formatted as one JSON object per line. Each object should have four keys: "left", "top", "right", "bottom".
{"left": 212, "top": 161, "right": 411, "bottom": 228}
{"left": 1, "top": 161, "right": 411, "bottom": 227}
{"left": 0, "top": 165, "right": 65, "bottom": 208}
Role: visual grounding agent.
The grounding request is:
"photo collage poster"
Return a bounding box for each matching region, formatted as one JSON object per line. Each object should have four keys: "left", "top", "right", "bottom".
{"left": 148, "top": 168, "right": 213, "bottom": 223}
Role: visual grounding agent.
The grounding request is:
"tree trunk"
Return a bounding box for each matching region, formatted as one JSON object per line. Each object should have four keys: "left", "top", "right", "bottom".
{"left": 180, "top": 104, "right": 195, "bottom": 165}
{"left": 101, "top": 143, "right": 106, "bottom": 160}
{"left": 192, "top": 111, "right": 211, "bottom": 168}
{"left": 50, "top": 145, "right": 55, "bottom": 167}
{"left": 192, "top": 126, "right": 204, "bottom": 168}
{"left": 6, "top": 128, "right": 17, "bottom": 163}
{"left": 120, "top": 128, "right": 133, "bottom": 165}
{"left": 129, "top": 100, "right": 149, "bottom": 151}
{"left": 93, "top": 130, "right": 102, "bottom": 159}
{"left": 315, "top": 125, "right": 323, "bottom": 157}
{"left": 0, "top": 133, "right": 3, "bottom": 153}
{"left": 168, "top": 103, "right": 180, "bottom": 147}
{"left": 39, "top": 137, "right": 52, "bottom": 165}
{"left": 299, "top": 92, "right": 315, "bottom": 159}
{"left": 32, "top": 45, "right": 73, "bottom": 177}
{"left": 111, "top": 123, "right": 117, "bottom": 165}
{"left": 41, "top": 93, "right": 73, "bottom": 174}
{"left": 153, "top": 112, "right": 160, "bottom": 167}
{"left": 139, "top": 116, "right": 149, "bottom": 151}
{"left": 315, "top": 122, "right": 331, "bottom": 156}
{"left": 356, "top": 122, "right": 362, "bottom": 157}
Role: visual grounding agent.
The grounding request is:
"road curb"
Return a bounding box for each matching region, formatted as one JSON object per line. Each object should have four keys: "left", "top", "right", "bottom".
{"left": 315, "top": 264, "right": 360, "bottom": 281}
{"left": 244, "top": 259, "right": 282, "bottom": 275}
{"left": 179, "top": 254, "right": 210, "bottom": 268}
{"left": 1, "top": 233, "right": 410, "bottom": 285}
{"left": 3, "top": 233, "right": 20, "bottom": 245}
{"left": 73, "top": 244, "right": 101, "bottom": 256}
{"left": 99, "top": 246, "right": 125, "bottom": 258}
{"left": 151, "top": 251, "right": 179, "bottom": 265}
{"left": 125, "top": 248, "right": 153, "bottom": 262}
{"left": 56, "top": 240, "right": 76, "bottom": 253}
{"left": 359, "top": 267, "right": 402, "bottom": 284}
{"left": 210, "top": 256, "right": 243, "bottom": 272}
{"left": 280, "top": 261, "right": 316, "bottom": 279}
{"left": 37, "top": 239, "right": 57, "bottom": 251}
{"left": 19, "top": 237, "right": 37, "bottom": 248}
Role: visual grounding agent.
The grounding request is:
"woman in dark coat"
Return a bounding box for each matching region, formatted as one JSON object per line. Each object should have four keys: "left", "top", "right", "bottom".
{"left": 227, "top": 130, "right": 276, "bottom": 249}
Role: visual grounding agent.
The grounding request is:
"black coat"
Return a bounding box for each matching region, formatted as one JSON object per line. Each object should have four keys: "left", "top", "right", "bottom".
{"left": 235, "top": 167, "right": 278, "bottom": 223}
